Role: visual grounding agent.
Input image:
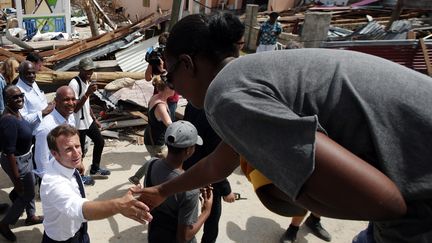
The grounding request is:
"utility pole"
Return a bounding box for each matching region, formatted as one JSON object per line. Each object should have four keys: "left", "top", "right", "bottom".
{"left": 82, "top": 0, "right": 99, "bottom": 37}
{"left": 169, "top": 0, "right": 183, "bottom": 31}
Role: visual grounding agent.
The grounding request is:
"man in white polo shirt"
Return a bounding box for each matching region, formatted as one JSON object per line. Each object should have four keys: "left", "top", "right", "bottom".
{"left": 34, "top": 86, "right": 92, "bottom": 184}
{"left": 16, "top": 61, "right": 54, "bottom": 133}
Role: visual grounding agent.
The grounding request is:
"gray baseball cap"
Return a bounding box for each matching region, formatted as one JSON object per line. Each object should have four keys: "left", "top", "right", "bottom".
{"left": 165, "top": 121, "right": 203, "bottom": 148}
{"left": 78, "top": 57, "right": 96, "bottom": 70}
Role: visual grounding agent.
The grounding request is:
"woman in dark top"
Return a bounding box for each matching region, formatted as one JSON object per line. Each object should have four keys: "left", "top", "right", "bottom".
{"left": 129, "top": 75, "right": 174, "bottom": 185}
{"left": 0, "top": 85, "right": 43, "bottom": 242}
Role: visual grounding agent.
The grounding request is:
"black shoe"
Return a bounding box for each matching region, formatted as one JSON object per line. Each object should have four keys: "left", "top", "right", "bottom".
{"left": 0, "top": 204, "right": 9, "bottom": 214}
{"left": 0, "top": 224, "right": 16, "bottom": 242}
{"left": 304, "top": 215, "right": 332, "bottom": 242}
{"left": 90, "top": 168, "right": 110, "bottom": 179}
{"left": 8, "top": 190, "right": 17, "bottom": 203}
{"left": 82, "top": 175, "right": 96, "bottom": 186}
{"left": 280, "top": 225, "right": 299, "bottom": 243}
{"left": 25, "top": 215, "right": 44, "bottom": 226}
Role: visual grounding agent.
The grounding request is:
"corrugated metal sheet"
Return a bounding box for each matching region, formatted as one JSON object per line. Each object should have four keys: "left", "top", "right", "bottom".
{"left": 323, "top": 40, "right": 432, "bottom": 75}
{"left": 115, "top": 36, "right": 159, "bottom": 72}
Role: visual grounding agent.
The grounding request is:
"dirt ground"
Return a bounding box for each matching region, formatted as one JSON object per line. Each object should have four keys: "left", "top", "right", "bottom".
{"left": 0, "top": 140, "right": 367, "bottom": 243}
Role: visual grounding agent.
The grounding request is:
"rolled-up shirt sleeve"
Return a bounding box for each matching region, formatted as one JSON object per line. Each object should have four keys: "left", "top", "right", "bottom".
{"left": 21, "top": 104, "right": 43, "bottom": 129}
{"left": 34, "top": 126, "right": 50, "bottom": 177}
{"left": 42, "top": 176, "right": 88, "bottom": 221}
{"left": 205, "top": 88, "right": 317, "bottom": 199}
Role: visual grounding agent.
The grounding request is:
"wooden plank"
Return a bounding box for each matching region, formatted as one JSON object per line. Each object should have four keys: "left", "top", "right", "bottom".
{"left": 36, "top": 71, "right": 146, "bottom": 84}
{"left": 420, "top": 38, "right": 432, "bottom": 76}
{"left": 91, "top": 0, "right": 117, "bottom": 30}
{"left": 100, "top": 130, "right": 119, "bottom": 138}
{"left": 0, "top": 48, "right": 25, "bottom": 61}
{"left": 93, "top": 60, "right": 118, "bottom": 68}
{"left": 101, "top": 118, "right": 147, "bottom": 129}
{"left": 43, "top": 12, "right": 170, "bottom": 65}
{"left": 128, "top": 111, "right": 148, "bottom": 122}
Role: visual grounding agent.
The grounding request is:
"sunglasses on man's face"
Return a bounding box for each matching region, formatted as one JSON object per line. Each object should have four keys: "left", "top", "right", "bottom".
{"left": 161, "top": 59, "right": 183, "bottom": 89}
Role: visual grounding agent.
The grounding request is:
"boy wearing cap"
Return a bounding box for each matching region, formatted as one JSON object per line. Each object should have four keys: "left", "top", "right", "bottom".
{"left": 69, "top": 57, "right": 110, "bottom": 185}
{"left": 144, "top": 121, "right": 213, "bottom": 243}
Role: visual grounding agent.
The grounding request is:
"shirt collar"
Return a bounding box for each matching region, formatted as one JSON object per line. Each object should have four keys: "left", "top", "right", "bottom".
{"left": 17, "top": 78, "right": 33, "bottom": 92}
{"left": 52, "top": 108, "right": 73, "bottom": 125}
{"left": 52, "top": 157, "right": 75, "bottom": 179}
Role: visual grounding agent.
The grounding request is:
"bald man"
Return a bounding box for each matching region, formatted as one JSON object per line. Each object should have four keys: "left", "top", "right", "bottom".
{"left": 34, "top": 86, "right": 84, "bottom": 178}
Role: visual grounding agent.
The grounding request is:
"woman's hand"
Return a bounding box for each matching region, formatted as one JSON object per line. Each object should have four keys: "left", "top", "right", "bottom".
{"left": 131, "top": 185, "right": 167, "bottom": 210}
{"left": 223, "top": 192, "right": 236, "bottom": 203}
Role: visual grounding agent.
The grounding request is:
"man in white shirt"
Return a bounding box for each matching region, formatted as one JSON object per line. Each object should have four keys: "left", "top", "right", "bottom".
{"left": 69, "top": 58, "right": 111, "bottom": 179}
{"left": 16, "top": 61, "right": 54, "bottom": 133}
{"left": 41, "top": 124, "right": 152, "bottom": 243}
{"left": 34, "top": 86, "right": 91, "bottom": 184}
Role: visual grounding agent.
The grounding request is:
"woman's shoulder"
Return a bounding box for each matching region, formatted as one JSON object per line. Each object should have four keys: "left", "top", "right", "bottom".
{"left": 0, "top": 114, "right": 18, "bottom": 122}
{"left": 149, "top": 97, "right": 167, "bottom": 109}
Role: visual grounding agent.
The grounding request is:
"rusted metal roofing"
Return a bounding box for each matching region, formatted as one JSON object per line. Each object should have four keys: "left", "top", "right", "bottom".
{"left": 322, "top": 40, "right": 432, "bottom": 75}
{"left": 383, "top": 0, "right": 432, "bottom": 9}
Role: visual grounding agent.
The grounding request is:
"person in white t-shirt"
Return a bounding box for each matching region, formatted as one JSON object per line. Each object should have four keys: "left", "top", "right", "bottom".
{"left": 69, "top": 58, "right": 110, "bottom": 183}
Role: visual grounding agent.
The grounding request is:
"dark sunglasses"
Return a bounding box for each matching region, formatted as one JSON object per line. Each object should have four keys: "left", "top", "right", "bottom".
{"left": 161, "top": 59, "right": 182, "bottom": 89}
{"left": 11, "top": 93, "right": 24, "bottom": 100}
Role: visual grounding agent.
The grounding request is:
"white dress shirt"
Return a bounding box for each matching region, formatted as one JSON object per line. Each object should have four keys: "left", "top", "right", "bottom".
{"left": 34, "top": 109, "right": 75, "bottom": 177}
{"left": 16, "top": 78, "right": 48, "bottom": 133}
{"left": 41, "top": 159, "right": 88, "bottom": 241}
{"left": 69, "top": 76, "right": 93, "bottom": 130}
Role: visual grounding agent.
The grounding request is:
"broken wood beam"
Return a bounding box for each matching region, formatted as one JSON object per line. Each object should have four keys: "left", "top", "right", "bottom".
{"left": 91, "top": 0, "right": 117, "bottom": 30}
{"left": 420, "top": 38, "right": 432, "bottom": 76}
{"left": 36, "top": 71, "right": 146, "bottom": 84}
{"left": 101, "top": 118, "right": 147, "bottom": 129}
{"left": 0, "top": 48, "right": 26, "bottom": 62}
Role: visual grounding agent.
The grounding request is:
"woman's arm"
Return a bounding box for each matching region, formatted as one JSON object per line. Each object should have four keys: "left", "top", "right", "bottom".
{"left": 154, "top": 103, "right": 172, "bottom": 127}
{"left": 145, "top": 65, "right": 153, "bottom": 81}
{"left": 296, "top": 132, "right": 407, "bottom": 220}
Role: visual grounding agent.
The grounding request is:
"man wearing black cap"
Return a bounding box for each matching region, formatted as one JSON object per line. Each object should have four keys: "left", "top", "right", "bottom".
{"left": 144, "top": 121, "right": 213, "bottom": 243}
{"left": 69, "top": 57, "right": 110, "bottom": 185}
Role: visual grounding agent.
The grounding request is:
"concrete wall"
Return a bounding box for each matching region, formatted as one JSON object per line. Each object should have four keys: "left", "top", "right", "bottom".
{"left": 113, "top": 0, "right": 173, "bottom": 22}
{"left": 268, "top": 0, "right": 295, "bottom": 11}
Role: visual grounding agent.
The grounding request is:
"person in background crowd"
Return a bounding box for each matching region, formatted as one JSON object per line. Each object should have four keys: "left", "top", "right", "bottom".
{"left": 26, "top": 52, "right": 44, "bottom": 73}
{"left": 34, "top": 86, "right": 84, "bottom": 179}
{"left": 4, "top": 57, "right": 19, "bottom": 84}
{"left": 0, "top": 63, "right": 10, "bottom": 218}
{"left": 69, "top": 58, "right": 110, "bottom": 185}
{"left": 256, "top": 12, "right": 282, "bottom": 52}
{"left": 0, "top": 85, "right": 43, "bottom": 242}
{"left": 16, "top": 61, "right": 54, "bottom": 132}
{"left": 128, "top": 75, "right": 174, "bottom": 185}
{"left": 0, "top": 62, "right": 7, "bottom": 114}
{"left": 183, "top": 103, "right": 236, "bottom": 243}
{"left": 144, "top": 32, "right": 180, "bottom": 121}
